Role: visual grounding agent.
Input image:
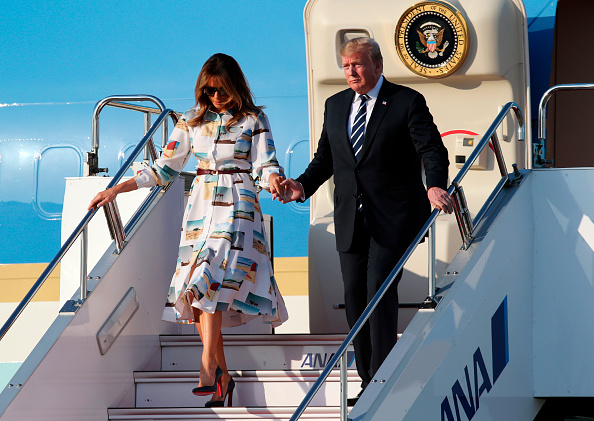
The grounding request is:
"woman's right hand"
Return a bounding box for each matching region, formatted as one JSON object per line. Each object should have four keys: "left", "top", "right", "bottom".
{"left": 87, "top": 178, "right": 139, "bottom": 211}
{"left": 88, "top": 187, "right": 118, "bottom": 211}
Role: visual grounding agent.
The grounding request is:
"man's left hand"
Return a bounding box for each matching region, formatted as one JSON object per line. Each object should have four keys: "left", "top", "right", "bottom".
{"left": 427, "top": 187, "right": 454, "bottom": 214}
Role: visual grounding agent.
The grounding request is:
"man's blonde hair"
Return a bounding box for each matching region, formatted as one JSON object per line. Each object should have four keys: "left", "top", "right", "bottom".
{"left": 340, "top": 37, "right": 383, "bottom": 65}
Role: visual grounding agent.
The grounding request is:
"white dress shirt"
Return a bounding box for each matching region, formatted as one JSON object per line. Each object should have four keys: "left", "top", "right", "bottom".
{"left": 347, "top": 75, "right": 384, "bottom": 138}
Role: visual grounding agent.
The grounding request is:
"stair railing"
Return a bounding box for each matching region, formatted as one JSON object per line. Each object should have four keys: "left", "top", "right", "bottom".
{"left": 290, "top": 102, "right": 525, "bottom": 421}
{"left": 535, "top": 83, "right": 594, "bottom": 167}
{"left": 0, "top": 96, "right": 179, "bottom": 342}
{"left": 86, "top": 95, "right": 172, "bottom": 176}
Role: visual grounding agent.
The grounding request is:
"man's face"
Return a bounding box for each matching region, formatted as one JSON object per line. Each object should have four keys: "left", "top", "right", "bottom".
{"left": 342, "top": 50, "right": 382, "bottom": 94}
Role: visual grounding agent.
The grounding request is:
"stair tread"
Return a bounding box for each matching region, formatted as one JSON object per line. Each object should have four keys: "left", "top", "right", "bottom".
{"left": 111, "top": 406, "right": 340, "bottom": 412}
{"left": 135, "top": 369, "right": 359, "bottom": 381}
{"left": 109, "top": 406, "right": 342, "bottom": 419}
{"left": 119, "top": 334, "right": 357, "bottom": 418}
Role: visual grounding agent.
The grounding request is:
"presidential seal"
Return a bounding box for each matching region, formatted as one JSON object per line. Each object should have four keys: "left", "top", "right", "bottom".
{"left": 395, "top": 1, "right": 469, "bottom": 78}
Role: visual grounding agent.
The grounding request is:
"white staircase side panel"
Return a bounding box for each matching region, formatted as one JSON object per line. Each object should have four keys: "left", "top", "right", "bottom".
{"left": 0, "top": 301, "right": 60, "bottom": 363}
{"left": 60, "top": 177, "right": 153, "bottom": 306}
{"left": 0, "top": 179, "right": 186, "bottom": 421}
{"left": 533, "top": 169, "right": 594, "bottom": 397}
{"left": 134, "top": 370, "right": 360, "bottom": 408}
{"left": 349, "top": 171, "right": 543, "bottom": 420}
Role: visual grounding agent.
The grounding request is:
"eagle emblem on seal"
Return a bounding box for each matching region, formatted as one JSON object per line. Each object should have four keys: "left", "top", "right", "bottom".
{"left": 416, "top": 22, "right": 450, "bottom": 59}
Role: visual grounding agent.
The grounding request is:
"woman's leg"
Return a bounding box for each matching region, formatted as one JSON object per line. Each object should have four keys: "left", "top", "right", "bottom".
{"left": 205, "top": 331, "right": 233, "bottom": 403}
{"left": 186, "top": 254, "right": 230, "bottom": 390}
{"left": 190, "top": 295, "right": 231, "bottom": 401}
{"left": 196, "top": 309, "right": 222, "bottom": 385}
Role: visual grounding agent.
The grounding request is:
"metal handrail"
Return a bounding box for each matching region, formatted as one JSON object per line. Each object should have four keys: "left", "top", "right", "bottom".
{"left": 92, "top": 95, "right": 167, "bottom": 153}
{"left": 85, "top": 95, "right": 172, "bottom": 176}
{"left": 290, "top": 102, "right": 524, "bottom": 421}
{"left": 451, "top": 103, "right": 524, "bottom": 248}
{"left": 535, "top": 83, "right": 594, "bottom": 167}
{"left": 0, "top": 105, "right": 178, "bottom": 342}
{"left": 106, "top": 100, "right": 182, "bottom": 117}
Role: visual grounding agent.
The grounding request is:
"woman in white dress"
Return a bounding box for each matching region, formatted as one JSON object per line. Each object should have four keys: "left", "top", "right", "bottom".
{"left": 89, "top": 53, "right": 288, "bottom": 407}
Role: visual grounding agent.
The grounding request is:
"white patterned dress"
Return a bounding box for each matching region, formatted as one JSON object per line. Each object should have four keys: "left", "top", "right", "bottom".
{"left": 135, "top": 107, "right": 288, "bottom": 327}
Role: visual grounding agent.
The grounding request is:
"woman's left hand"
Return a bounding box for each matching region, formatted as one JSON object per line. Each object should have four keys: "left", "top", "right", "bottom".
{"left": 269, "top": 173, "right": 286, "bottom": 202}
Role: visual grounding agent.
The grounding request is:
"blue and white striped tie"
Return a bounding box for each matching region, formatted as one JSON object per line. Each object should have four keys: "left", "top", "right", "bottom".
{"left": 351, "top": 94, "right": 369, "bottom": 161}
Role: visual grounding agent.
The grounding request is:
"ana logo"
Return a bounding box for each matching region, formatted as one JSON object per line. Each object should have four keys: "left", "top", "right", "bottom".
{"left": 301, "top": 351, "right": 356, "bottom": 369}
{"left": 441, "top": 297, "right": 509, "bottom": 421}
{"left": 395, "top": 0, "right": 469, "bottom": 78}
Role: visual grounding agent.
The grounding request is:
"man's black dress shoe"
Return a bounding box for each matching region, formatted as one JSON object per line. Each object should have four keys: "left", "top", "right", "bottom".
{"left": 347, "top": 390, "right": 363, "bottom": 406}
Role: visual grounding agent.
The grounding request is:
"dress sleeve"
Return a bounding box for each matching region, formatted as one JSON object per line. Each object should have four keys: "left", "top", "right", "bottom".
{"left": 249, "top": 112, "right": 284, "bottom": 190}
{"left": 134, "top": 115, "right": 193, "bottom": 189}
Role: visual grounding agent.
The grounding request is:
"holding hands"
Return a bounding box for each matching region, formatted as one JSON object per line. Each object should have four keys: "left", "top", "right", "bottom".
{"left": 279, "top": 178, "right": 304, "bottom": 204}
{"left": 269, "top": 175, "right": 304, "bottom": 203}
{"left": 269, "top": 174, "right": 304, "bottom": 203}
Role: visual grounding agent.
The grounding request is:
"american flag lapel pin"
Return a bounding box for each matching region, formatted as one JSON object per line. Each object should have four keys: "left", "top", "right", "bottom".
{"left": 382, "top": 100, "right": 387, "bottom": 105}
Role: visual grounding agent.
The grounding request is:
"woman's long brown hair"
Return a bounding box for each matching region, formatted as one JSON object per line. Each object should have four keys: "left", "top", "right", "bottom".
{"left": 188, "top": 53, "right": 262, "bottom": 129}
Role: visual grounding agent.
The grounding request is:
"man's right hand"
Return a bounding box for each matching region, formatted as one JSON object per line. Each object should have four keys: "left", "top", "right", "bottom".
{"left": 279, "top": 178, "right": 305, "bottom": 204}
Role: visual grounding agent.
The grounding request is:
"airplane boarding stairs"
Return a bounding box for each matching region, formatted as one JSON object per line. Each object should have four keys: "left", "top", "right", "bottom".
{"left": 2, "top": 169, "right": 594, "bottom": 420}
{"left": 2, "top": 99, "right": 594, "bottom": 419}
{"left": 346, "top": 168, "right": 594, "bottom": 421}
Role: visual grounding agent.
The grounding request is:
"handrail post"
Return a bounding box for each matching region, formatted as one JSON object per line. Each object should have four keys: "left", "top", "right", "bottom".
{"left": 428, "top": 222, "right": 436, "bottom": 298}
{"left": 452, "top": 183, "right": 473, "bottom": 249}
{"left": 147, "top": 140, "right": 158, "bottom": 163}
{"left": 536, "top": 83, "right": 594, "bottom": 167}
{"left": 490, "top": 132, "right": 510, "bottom": 184}
{"left": 162, "top": 118, "right": 169, "bottom": 149}
{"left": 80, "top": 226, "right": 88, "bottom": 301}
{"left": 143, "top": 112, "right": 152, "bottom": 163}
{"left": 452, "top": 189, "right": 467, "bottom": 245}
{"left": 340, "top": 353, "right": 348, "bottom": 421}
{"left": 104, "top": 201, "right": 126, "bottom": 253}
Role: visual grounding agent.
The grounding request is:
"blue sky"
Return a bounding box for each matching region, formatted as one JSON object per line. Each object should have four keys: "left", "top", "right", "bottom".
{"left": 0, "top": 0, "right": 309, "bottom": 104}
{"left": 0, "top": 0, "right": 312, "bottom": 261}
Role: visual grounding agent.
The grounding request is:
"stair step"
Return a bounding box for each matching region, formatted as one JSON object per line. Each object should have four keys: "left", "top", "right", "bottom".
{"left": 108, "top": 406, "right": 341, "bottom": 420}
{"left": 160, "top": 334, "right": 356, "bottom": 371}
{"left": 134, "top": 370, "right": 360, "bottom": 408}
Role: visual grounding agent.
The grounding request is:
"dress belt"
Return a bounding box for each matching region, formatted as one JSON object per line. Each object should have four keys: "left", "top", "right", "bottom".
{"left": 196, "top": 168, "right": 251, "bottom": 175}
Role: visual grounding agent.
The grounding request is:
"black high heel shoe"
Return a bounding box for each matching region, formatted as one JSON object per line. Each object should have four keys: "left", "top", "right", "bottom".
{"left": 205, "top": 378, "right": 235, "bottom": 407}
{"left": 192, "top": 366, "right": 223, "bottom": 397}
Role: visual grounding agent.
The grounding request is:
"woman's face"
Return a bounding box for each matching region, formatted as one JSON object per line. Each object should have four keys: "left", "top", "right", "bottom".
{"left": 205, "top": 77, "right": 233, "bottom": 113}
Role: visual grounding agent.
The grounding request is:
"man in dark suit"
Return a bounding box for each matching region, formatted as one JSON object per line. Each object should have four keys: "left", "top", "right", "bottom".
{"left": 279, "top": 37, "right": 453, "bottom": 404}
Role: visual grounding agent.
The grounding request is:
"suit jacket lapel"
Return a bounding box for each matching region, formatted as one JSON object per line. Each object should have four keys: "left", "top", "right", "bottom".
{"left": 339, "top": 91, "right": 357, "bottom": 163}
{"left": 357, "top": 83, "right": 392, "bottom": 165}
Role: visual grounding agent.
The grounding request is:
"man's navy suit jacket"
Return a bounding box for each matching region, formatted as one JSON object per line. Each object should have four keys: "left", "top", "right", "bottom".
{"left": 297, "top": 80, "right": 449, "bottom": 253}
